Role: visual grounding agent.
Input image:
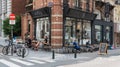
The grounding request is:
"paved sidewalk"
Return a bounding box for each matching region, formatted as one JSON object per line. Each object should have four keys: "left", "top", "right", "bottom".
{"left": 0, "top": 36, "right": 120, "bottom": 61}
{"left": 0, "top": 36, "right": 120, "bottom": 67}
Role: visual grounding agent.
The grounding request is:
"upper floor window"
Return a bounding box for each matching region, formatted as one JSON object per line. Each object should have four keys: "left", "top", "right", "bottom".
{"left": 74, "top": 0, "right": 81, "bottom": 9}
{"left": 104, "top": 2, "right": 110, "bottom": 18}
{"left": 94, "top": 9, "right": 101, "bottom": 19}
{"left": 115, "top": 0, "right": 120, "bottom": 5}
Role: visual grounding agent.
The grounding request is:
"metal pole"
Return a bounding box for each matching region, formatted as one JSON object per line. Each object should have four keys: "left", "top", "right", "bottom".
{"left": 49, "top": 7, "right": 51, "bottom": 46}
{"left": 52, "top": 49, "right": 55, "bottom": 59}
{"left": 74, "top": 49, "right": 77, "bottom": 58}
{"left": 22, "top": 48, "right": 25, "bottom": 58}
{"left": 81, "top": 20, "right": 83, "bottom": 45}
{"left": 11, "top": 25, "right": 13, "bottom": 56}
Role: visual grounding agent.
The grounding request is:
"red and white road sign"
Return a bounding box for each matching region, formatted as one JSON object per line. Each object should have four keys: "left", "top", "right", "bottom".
{"left": 9, "top": 13, "right": 15, "bottom": 25}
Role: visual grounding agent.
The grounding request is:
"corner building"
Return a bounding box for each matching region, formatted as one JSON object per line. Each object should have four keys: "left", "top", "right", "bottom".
{"left": 22, "top": 0, "right": 114, "bottom": 48}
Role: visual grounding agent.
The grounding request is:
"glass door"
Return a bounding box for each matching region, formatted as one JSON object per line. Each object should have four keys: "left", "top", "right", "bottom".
{"left": 105, "top": 26, "right": 111, "bottom": 44}
{"left": 36, "top": 17, "right": 50, "bottom": 41}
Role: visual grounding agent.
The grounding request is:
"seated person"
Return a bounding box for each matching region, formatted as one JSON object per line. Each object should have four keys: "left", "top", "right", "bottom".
{"left": 73, "top": 40, "right": 80, "bottom": 50}
{"left": 31, "top": 37, "right": 40, "bottom": 50}
{"left": 86, "top": 41, "right": 90, "bottom": 48}
{"left": 43, "top": 36, "right": 49, "bottom": 46}
{"left": 25, "top": 36, "right": 32, "bottom": 48}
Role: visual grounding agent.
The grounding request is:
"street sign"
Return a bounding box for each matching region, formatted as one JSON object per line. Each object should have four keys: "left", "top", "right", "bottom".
{"left": 9, "top": 13, "right": 15, "bottom": 25}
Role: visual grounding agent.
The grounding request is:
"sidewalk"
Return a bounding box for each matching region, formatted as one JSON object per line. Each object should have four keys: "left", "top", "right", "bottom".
{"left": 17, "top": 47, "right": 120, "bottom": 61}
{"left": 0, "top": 36, "right": 120, "bottom": 62}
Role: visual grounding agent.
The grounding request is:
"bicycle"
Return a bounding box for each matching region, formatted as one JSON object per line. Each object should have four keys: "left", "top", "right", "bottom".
{"left": 16, "top": 42, "right": 29, "bottom": 58}
{"left": 2, "top": 39, "right": 15, "bottom": 55}
{"left": 2, "top": 39, "right": 29, "bottom": 58}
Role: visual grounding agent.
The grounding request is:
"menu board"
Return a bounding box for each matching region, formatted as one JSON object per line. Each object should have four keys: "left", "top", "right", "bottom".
{"left": 98, "top": 43, "right": 108, "bottom": 55}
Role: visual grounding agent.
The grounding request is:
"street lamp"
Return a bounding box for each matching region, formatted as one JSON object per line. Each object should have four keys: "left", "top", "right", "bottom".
{"left": 48, "top": 2, "right": 54, "bottom": 59}
{"left": 48, "top": 2, "right": 53, "bottom": 46}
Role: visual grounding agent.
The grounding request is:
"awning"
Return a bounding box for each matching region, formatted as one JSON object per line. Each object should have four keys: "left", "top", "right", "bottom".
{"left": 29, "top": 7, "right": 50, "bottom": 19}
{"left": 65, "top": 8, "right": 97, "bottom": 21}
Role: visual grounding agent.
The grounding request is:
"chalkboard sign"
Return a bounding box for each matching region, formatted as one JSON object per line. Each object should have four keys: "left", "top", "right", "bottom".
{"left": 98, "top": 43, "right": 108, "bottom": 55}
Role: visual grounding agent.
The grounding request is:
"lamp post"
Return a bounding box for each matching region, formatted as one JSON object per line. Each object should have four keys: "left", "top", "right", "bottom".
{"left": 48, "top": 2, "right": 53, "bottom": 47}
{"left": 48, "top": 2, "right": 54, "bottom": 59}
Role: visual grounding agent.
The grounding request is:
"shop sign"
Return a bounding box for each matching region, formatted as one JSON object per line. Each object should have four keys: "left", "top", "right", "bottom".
{"left": 30, "top": 7, "right": 50, "bottom": 18}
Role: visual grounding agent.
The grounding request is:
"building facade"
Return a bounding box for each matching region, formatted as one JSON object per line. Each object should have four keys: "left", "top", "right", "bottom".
{"left": 22, "top": 0, "right": 114, "bottom": 48}
{"left": 93, "top": 0, "right": 114, "bottom": 46}
{"left": 0, "top": 0, "right": 25, "bottom": 37}
{"left": 22, "top": 0, "right": 96, "bottom": 47}
{"left": 114, "top": 2, "right": 120, "bottom": 46}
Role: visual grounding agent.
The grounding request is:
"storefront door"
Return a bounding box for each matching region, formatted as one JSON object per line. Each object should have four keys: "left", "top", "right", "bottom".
{"left": 36, "top": 17, "right": 50, "bottom": 41}
{"left": 104, "top": 26, "right": 112, "bottom": 45}
{"left": 94, "top": 25, "right": 112, "bottom": 45}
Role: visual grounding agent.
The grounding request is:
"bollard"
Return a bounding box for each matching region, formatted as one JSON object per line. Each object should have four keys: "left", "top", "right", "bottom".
{"left": 74, "top": 49, "right": 77, "bottom": 58}
{"left": 22, "top": 48, "right": 25, "bottom": 58}
{"left": 52, "top": 49, "right": 55, "bottom": 59}
{"left": 11, "top": 45, "right": 14, "bottom": 56}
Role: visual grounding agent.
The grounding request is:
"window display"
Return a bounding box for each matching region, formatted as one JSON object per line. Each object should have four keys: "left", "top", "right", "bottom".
{"left": 64, "top": 19, "right": 91, "bottom": 45}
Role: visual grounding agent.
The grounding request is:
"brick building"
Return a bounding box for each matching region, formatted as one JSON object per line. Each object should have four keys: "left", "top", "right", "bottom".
{"left": 22, "top": 0, "right": 114, "bottom": 48}
{"left": 22, "top": 0, "right": 96, "bottom": 48}
{"left": 12, "top": 0, "right": 26, "bottom": 15}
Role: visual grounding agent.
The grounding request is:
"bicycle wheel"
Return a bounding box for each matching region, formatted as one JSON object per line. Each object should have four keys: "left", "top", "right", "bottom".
{"left": 16, "top": 47, "right": 29, "bottom": 57}
{"left": 2, "top": 46, "right": 10, "bottom": 55}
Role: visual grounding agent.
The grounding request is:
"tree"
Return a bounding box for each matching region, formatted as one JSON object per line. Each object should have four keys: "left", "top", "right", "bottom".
{"left": 3, "top": 16, "right": 21, "bottom": 36}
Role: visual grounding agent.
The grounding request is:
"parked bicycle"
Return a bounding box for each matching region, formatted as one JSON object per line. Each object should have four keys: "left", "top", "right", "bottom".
{"left": 16, "top": 42, "right": 29, "bottom": 58}
{"left": 2, "top": 39, "right": 14, "bottom": 55}
{"left": 2, "top": 39, "right": 29, "bottom": 58}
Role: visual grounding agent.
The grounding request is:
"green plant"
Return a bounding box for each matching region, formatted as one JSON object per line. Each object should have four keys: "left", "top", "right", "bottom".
{"left": 3, "top": 16, "right": 21, "bottom": 36}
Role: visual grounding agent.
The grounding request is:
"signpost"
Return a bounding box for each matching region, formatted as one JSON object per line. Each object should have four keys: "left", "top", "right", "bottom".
{"left": 9, "top": 13, "right": 15, "bottom": 56}
{"left": 10, "top": 14, "right": 15, "bottom": 25}
{"left": 98, "top": 43, "right": 108, "bottom": 55}
{"left": 9, "top": 13, "right": 15, "bottom": 40}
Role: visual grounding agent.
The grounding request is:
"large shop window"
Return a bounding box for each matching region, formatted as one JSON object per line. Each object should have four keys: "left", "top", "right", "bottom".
{"left": 65, "top": 20, "right": 76, "bottom": 45}
{"left": 95, "top": 25, "right": 102, "bottom": 43}
{"left": 36, "top": 17, "right": 50, "bottom": 41}
{"left": 79, "top": 21, "right": 91, "bottom": 45}
{"left": 65, "top": 19, "right": 91, "bottom": 45}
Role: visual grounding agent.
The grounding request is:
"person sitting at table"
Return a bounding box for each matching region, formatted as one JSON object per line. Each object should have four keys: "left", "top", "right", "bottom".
{"left": 26, "top": 36, "right": 32, "bottom": 48}
{"left": 31, "top": 37, "right": 40, "bottom": 51}
{"left": 43, "top": 36, "right": 49, "bottom": 46}
{"left": 73, "top": 39, "right": 80, "bottom": 50}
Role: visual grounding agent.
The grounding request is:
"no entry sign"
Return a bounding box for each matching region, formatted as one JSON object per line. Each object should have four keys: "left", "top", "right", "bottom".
{"left": 9, "top": 13, "right": 15, "bottom": 25}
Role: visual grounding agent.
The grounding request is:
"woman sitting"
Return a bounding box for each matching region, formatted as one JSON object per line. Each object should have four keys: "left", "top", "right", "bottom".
{"left": 31, "top": 37, "right": 40, "bottom": 51}
{"left": 43, "top": 36, "right": 49, "bottom": 46}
